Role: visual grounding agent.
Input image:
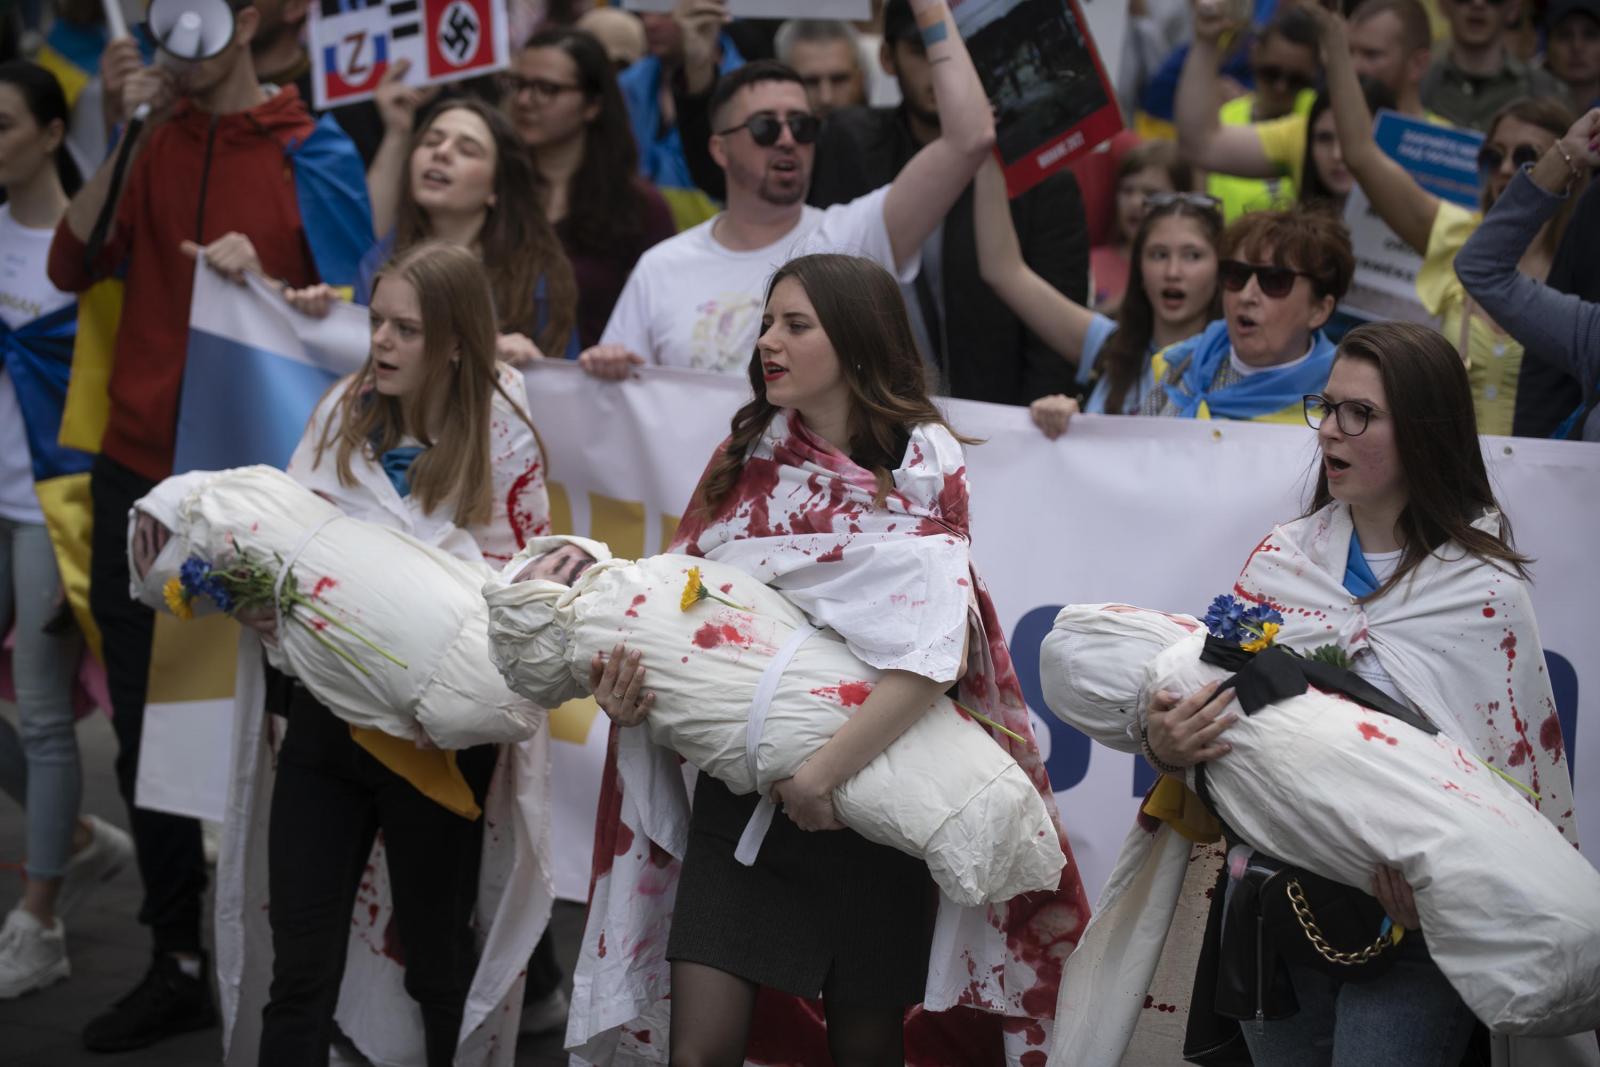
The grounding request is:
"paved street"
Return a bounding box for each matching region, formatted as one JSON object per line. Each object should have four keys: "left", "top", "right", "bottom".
{"left": 0, "top": 708, "right": 581, "bottom": 1066}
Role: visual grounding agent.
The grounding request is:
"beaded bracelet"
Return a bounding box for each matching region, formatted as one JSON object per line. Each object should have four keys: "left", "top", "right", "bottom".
{"left": 1554, "top": 139, "right": 1585, "bottom": 193}
{"left": 1139, "top": 722, "right": 1187, "bottom": 777}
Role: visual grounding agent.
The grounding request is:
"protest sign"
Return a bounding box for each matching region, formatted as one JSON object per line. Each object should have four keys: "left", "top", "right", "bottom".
{"left": 622, "top": 0, "right": 870, "bottom": 15}
{"left": 1341, "top": 109, "right": 1482, "bottom": 325}
{"left": 954, "top": 0, "right": 1123, "bottom": 196}
{"left": 309, "top": 0, "right": 511, "bottom": 109}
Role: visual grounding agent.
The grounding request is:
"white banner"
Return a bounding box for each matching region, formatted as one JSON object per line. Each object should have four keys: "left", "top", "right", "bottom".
{"left": 523, "top": 362, "right": 1600, "bottom": 901}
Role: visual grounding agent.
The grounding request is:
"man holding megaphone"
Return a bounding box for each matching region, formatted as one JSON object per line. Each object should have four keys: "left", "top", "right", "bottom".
{"left": 44, "top": 0, "right": 371, "bottom": 1053}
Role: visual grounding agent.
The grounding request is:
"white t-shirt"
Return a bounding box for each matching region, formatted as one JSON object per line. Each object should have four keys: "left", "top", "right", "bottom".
{"left": 1352, "top": 548, "right": 1406, "bottom": 705}
{"left": 0, "top": 206, "right": 75, "bottom": 524}
{"left": 599, "top": 186, "right": 916, "bottom": 374}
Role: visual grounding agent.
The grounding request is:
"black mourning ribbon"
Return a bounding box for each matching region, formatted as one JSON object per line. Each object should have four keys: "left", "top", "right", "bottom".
{"left": 1199, "top": 636, "right": 1438, "bottom": 737}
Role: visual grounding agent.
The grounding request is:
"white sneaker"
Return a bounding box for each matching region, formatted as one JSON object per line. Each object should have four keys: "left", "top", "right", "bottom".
{"left": 57, "top": 815, "right": 134, "bottom": 919}
{"left": 0, "top": 909, "right": 70, "bottom": 999}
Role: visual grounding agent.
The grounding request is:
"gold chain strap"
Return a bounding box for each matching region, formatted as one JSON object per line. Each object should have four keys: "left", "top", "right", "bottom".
{"left": 1285, "top": 878, "right": 1397, "bottom": 966}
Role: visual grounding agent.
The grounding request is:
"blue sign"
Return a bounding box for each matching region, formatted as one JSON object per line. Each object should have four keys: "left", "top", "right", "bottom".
{"left": 1371, "top": 109, "right": 1483, "bottom": 209}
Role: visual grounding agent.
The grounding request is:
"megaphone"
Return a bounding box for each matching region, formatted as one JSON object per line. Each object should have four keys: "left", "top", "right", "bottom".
{"left": 145, "top": 0, "right": 237, "bottom": 62}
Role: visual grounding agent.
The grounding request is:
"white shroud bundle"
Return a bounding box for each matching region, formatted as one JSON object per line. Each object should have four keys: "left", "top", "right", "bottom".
{"left": 130, "top": 464, "right": 545, "bottom": 749}
{"left": 482, "top": 536, "right": 1065, "bottom": 908}
{"left": 1041, "top": 603, "right": 1600, "bottom": 1043}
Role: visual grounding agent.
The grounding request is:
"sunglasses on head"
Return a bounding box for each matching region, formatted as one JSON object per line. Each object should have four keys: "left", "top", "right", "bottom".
{"left": 1145, "top": 191, "right": 1223, "bottom": 215}
{"left": 716, "top": 112, "right": 821, "bottom": 147}
{"left": 1255, "top": 63, "right": 1314, "bottom": 93}
{"left": 1476, "top": 143, "right": 1542, "bottom": 177}
{"left": 1218, "top": 259, "right": 1316, "bottom": 299}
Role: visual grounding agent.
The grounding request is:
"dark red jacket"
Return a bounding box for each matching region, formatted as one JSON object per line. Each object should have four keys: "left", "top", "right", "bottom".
{"left": 49, "top": 86, "right": 323, "bottom": 481}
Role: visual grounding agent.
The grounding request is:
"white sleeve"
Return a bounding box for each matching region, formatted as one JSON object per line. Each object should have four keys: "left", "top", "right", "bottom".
{"left": 598, "top": 255, "right": 658, "bottom": 363}
{"left": 809, "top": 186, "right": 921, "bottom": 285}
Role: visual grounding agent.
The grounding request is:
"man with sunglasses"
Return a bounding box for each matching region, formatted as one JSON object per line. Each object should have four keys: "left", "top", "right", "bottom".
{"left": 1207, "top": 6, "right": 1322, "bottom": 221}
{"left": 582, "top": 0, "right": 995, "bottom": 379}
{"left": 1420, "top": 0, "right": 1562, "bottom": 130}
{"left": 1179, "top": 0, "right": 1443, "bottom": 193}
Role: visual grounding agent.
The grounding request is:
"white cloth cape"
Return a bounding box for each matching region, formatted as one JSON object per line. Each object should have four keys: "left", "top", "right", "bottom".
{"left": 483, "top": 541, "right": 1064, "bottom": 907}
{"left": 1043, "top": 503, "right": 1596, "bottom": 1065}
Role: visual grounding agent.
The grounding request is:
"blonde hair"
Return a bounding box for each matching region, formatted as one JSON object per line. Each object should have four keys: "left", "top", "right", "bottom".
{"left": 314, "top": 242, "right": 539, "bottom": 527}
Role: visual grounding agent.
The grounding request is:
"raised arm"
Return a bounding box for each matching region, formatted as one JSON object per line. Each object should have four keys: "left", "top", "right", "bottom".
{"left": 972, "top": 157, "right": 1095, "bottom": 363}
{"left": 1308, "top": 5, "right": 1438, "bottom": 254}
{"left": 1174, "top": 2, "right": 1277, "bottom": 178}
{"left": 366, "top": 61, "right": 434, "bottom": 237}
{"left": 880, "top": 0, "right": 997, "bottom": 268}
{"left": 1455, "top": 111, "right": 1600, "bottom": 391}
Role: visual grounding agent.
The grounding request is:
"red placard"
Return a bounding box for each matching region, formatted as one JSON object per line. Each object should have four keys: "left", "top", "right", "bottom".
{"left": 425, "top": 0, "right": 494, "bottom": 76}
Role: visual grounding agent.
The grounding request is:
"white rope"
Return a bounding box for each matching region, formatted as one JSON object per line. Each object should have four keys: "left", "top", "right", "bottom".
{"left": 733, "top": 623, "right": 817, "bottom": 866}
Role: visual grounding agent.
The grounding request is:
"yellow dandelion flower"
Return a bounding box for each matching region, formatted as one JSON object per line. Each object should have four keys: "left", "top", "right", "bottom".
{"left": 1240, "top": 621, "right": 1280, "bottom": 653}
{"left": 163, "top": 577, "right": 195, "bottom": 620}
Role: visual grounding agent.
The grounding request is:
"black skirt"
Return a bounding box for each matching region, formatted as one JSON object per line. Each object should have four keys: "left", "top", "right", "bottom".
{"left": 665, "top": 771, "right": 937, "bottom": 1007}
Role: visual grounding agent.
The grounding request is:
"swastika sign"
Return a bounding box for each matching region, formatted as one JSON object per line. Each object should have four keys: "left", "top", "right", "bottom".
{"left": 310, "top": 0, "right": 508, "bottom": 108}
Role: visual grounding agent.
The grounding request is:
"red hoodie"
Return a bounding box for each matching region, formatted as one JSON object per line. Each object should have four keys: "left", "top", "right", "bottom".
{"left": 49, "top": 86, "right": 323, "bottom": 482}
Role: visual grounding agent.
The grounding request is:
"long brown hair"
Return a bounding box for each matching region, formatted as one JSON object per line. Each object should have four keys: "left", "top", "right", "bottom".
{"left": 696, "top": 254, "right": 976, "bottom": 517}
{"left": 395, "top": 98, "right": 578, "bottom": 357}
{"left": 1481, "top": 96, "right": 1582, "bottom": 260}
{"left": 314, "top": 242, "right": 539, "bottom": 527}
{"left": 1305, "top": 322, "right": 1530, "bottom": 600}
{"left": 1100, "top": 199, "right": 1224, "bottom": 414}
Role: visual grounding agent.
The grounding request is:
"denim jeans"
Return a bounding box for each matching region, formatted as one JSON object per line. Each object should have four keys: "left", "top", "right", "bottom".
{"left": 1241, "top": 932, "right": 1478, "bottom": 1067}
{"left": 0, "top": 516, "right": 84, "bottom": 880}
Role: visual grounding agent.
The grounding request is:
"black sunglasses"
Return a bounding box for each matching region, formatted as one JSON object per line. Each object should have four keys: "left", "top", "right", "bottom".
{"left": 1218, "top": 259, "right": 1316, "bottom": 299}
{"left": 716, "top": 112, "right": 820, "bottom": 147}
{"left": 1477, "top": 142, "right": 1541, "bottom": 177}
{"left": 1255, "top": 63, "right": 1314, "bottom": 93}
{"left": 1304, "top": 394, "right": 1388, "bottom": 436}
{"left": 498, "top": 73, "right": 583, "bottom": 101}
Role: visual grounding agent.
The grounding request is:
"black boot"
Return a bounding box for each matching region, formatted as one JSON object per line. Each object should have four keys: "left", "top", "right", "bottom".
{"left": 82, "top": 951, "right": 218, "bottom": 1052}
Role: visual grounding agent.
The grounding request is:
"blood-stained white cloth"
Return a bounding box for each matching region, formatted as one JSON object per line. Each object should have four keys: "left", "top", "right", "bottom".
{"left": 562, "top": 411, "right": 1092, "bottom": 1065}
{"left": 1042, "top": 503, "right": 1595, "bottom": 1065}
{"left": 484, "top": 541, "right": 1064, "bottom": 907}
{"left": 129, "top": 465, "right": 542, "bottom": 749}
{"left": 209, "top": 365, "right": 556, "bottom": 1067}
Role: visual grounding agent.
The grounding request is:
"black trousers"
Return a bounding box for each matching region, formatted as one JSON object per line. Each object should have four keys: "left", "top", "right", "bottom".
{"left": 88, "top": 454, "right": 208, "bottom": 955}
{"left": 259, "top": 681, "right": 497, "bottom": 1067}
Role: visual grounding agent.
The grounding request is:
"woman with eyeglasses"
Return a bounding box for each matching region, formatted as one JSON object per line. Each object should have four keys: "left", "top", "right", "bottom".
{"left": 974, "top": 158, "right": 1222, "bottom": 435}
{"left": 504, "top": 28, "right": 677, "bottom": 349}
{"left": 1144, "top": 321, "right": 1570, "bottom": 1065}
{"left": 318, "top": 85, "right": 579, "bottom": 365}
{"left": 1310, "top": 4, "right": 1580, "bottom": 435}
{"left": 1139, "top": 207, "right": 1354, "bottom": 422}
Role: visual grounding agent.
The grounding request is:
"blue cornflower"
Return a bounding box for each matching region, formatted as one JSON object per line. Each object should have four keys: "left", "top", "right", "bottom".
{"left": 204, "top": 579, "right": 235, "bottom": 613}
{"left": 179, "top": 556, "right": 212, "bottom": 597}
{"left": 1204, "top": 594, "right": 1247, "bottom": 641}
{"left": 1243, "top": 602, "right": 1284, "bottom": 628}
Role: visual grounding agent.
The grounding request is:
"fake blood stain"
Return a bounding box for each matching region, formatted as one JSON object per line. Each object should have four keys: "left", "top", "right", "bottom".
{"left": 1356, "top": 722, "right": 1398, "bottom": 746}
{"left": 625, "top": 594, "right": 646, "bottom": 618}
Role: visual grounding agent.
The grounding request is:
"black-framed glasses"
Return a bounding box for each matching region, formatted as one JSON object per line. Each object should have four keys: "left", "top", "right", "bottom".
{"left": 1477, "top": 142, "right": 1541, "bottom": 178}
{"left": 1145, "top": 191, "right": 1223, "bottom": 215}
{"left": 498, "top": 73, "right": 583, "bottom": 101}
{"left": 715, "top": 111, "right": 820, "bottom": 147}
{"left": 1254, "top": 63, "right": 1314, "bottom": 93}
{"left": 1218, "top": 259, "right": 1316, "bottom": 298}
{"left": 1304, "top": 394, "right": 1388, "bottom": 436}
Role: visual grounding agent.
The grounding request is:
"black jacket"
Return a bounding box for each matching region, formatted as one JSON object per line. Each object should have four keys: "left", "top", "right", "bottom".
{"left": 1512, "top": 178, "right": 1600, "bottom": 437}
{"left": 678, "top": 94, "right": 1089, "bottom": 406}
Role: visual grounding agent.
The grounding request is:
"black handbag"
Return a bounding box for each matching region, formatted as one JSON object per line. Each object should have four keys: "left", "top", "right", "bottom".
{"left": 1252, "top": 855, "right": 1401, "bottom": 982}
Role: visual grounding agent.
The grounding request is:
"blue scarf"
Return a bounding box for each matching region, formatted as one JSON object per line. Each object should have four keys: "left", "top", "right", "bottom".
{"left": 380, "top": 445, "right": 424, "bottom": 498}
{"left": 1162, "top": 319, "right": 1337, "bottom": 420}
{"left": 1342, "top": 528, "right": 1381, "bottom": 598}
{"left": 0, "top": 303, "right": 93, "bottom": 482}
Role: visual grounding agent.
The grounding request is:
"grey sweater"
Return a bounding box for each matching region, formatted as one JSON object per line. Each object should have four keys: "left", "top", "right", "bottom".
{"left": 1455, "top": 169, "right": 1600, "bottom": 441}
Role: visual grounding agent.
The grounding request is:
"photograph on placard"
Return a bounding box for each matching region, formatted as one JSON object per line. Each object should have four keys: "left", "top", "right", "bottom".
{"left": 309, "top": 0, "right": 512, "bottom": 109}
{"left": 953, "top": 0, "right": 1122, "bottom": 195}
